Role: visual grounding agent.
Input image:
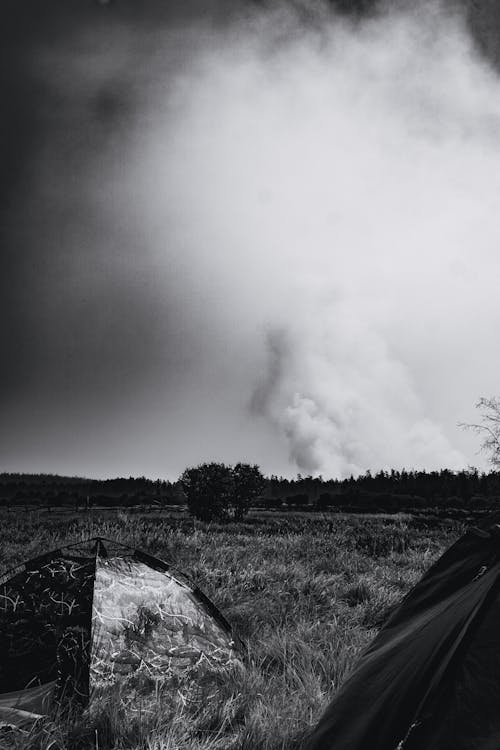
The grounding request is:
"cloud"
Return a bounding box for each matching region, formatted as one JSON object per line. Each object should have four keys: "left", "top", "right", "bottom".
{"left": 121, "top": 0, "right": 500, "bottom": 477}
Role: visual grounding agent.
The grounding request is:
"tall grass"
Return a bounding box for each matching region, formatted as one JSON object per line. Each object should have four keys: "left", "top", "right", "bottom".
{"left": 0, "top": 509, "right": 461, "bottom": 749}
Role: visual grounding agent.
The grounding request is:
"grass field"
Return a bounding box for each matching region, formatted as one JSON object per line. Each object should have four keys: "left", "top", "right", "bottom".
{"left": 0, "top": 509, "right": 465, "bottom": 750}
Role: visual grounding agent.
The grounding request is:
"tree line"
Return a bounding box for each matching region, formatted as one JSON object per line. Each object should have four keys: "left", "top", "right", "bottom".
{"left": 4, "top": 393, "right": 500, "bottom": 517}
{"left": 2, "top": 465, "right": 500, "bottom": 517}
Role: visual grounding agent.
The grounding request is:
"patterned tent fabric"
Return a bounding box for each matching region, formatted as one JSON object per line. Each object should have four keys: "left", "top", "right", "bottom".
{"left": 91, "top": 555, "right": 235, "bottom": 712}
{"left": 0, "top": 539, "right": 237, "bottom": 725}
{"left": 0, "top": 556, "right": 95, "bottom": 703}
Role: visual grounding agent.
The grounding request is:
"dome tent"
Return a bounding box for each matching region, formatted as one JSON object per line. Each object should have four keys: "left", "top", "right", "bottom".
{"left": 305, "top": 516, "right": 500, "bottom": 750}
{"left": 0, "top": 537, "right": 238, "bottom": 728}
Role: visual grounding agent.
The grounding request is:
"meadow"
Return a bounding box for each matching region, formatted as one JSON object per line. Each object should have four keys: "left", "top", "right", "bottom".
{"left": 0, "top": 508, "right": 465, "bottom": 750}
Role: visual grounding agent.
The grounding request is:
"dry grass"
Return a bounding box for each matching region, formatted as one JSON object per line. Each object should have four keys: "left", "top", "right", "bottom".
{"left": 0, "top": 509, "right": 463, "bottom": 749}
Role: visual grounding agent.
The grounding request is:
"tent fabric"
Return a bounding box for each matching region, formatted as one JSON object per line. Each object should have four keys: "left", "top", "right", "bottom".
{"left": 0, "top": 538, "right": 237, "bottom": 725}
{"left": 305, "top": 521, "right": 500, "bottom": 750}
{"left": 0, "top": 554, "right": 95, "bottom": 702}
{"left": 0, "top": 682, "right": 56, "bottom": 729}
{"left": 91, "top": 554, "right": 236, "bottom": 712}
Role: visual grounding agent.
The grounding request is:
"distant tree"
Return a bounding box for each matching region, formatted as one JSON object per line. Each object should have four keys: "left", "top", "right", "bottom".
{"left": 461, "top": 397, "right": 500, "bottom": 468}
{"left": 180, "top": 462, "right": 265, "bottom": 522}
{"left": 231, "top": 463, "right": 265, "bottom": 521}
{"left": 180, "top": 463, "right": 233, "bottom": 522}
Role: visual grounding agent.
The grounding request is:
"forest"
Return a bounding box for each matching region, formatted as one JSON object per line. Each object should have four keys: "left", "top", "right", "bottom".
{"left": 1, "top": 466, "right": 500, "bottom": 514}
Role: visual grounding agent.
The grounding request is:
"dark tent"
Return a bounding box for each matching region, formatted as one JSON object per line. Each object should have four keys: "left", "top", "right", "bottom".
{"left": 306, "top": 517, "right": 500, "bottom": 750}
{"left": 0, "top": 537, "right": 238, "bottom": 727}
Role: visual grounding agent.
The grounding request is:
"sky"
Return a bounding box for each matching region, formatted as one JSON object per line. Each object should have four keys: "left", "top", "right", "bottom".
{"left": 2, "top": 0, "right": 500, "bottom": 480}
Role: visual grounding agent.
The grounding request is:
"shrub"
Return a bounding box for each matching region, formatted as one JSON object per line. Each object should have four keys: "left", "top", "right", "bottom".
{"left": 180, "top": 462, "right": 265, "bottom": 522}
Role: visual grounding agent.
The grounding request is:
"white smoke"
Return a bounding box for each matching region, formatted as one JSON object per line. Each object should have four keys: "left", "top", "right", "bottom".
{"left": 251, "top": 311, "right": 465, "bottom": 476}
{"left": 129, "top": 1, "right": 500, "bottom": 478}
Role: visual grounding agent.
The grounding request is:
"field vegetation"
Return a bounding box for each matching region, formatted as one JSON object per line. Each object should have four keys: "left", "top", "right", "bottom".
{"left": 0, "top": 508, "right": 465, "bottom": 750}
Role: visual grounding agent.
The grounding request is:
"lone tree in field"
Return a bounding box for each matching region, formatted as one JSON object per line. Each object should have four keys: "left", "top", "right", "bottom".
{"left": 231, "top": 462, "right": 266, "bottom": 520}
{"left": 461, "top": 397, "right": 500, "bottom": 467}
{"left": 180, "top": 462, "right": 265, "bottom": 522}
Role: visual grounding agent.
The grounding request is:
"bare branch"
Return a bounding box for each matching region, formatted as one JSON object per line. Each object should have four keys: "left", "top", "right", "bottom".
{"left": 460, "top": 397, "right": 500, "bottom": 468}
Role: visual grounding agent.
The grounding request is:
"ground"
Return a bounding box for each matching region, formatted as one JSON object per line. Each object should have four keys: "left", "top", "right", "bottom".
{"left": 0, "top": 508, "right": 464, "bottom": 750}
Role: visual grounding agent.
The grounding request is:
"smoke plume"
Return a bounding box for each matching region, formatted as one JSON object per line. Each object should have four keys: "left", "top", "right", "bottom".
{"left": 133, "top": 2, "right": 500, "bottom": 476}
